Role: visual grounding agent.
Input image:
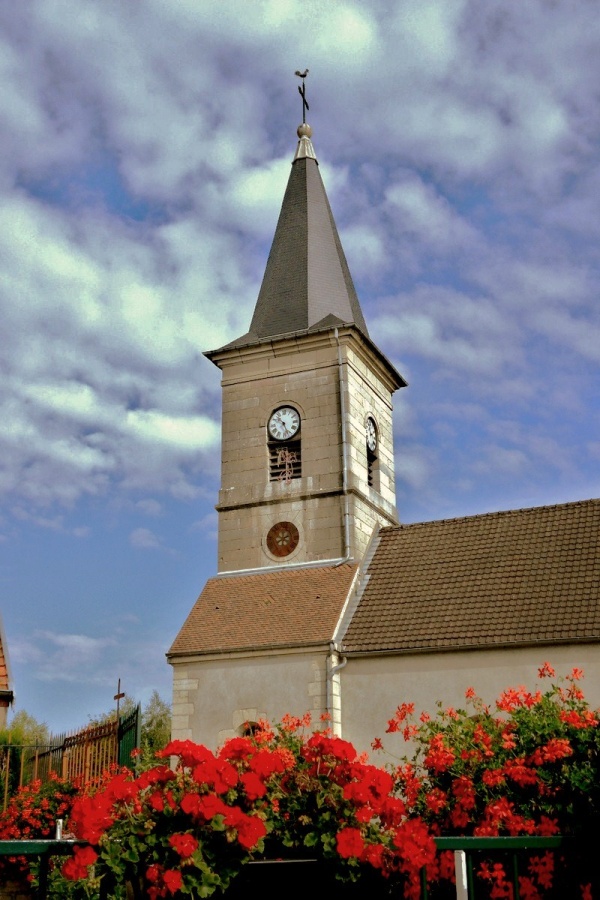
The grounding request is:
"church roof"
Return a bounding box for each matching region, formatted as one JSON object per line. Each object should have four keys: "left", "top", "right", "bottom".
{"left": 168, "top": 563, "right": 358, "bottom": 657}
{"left": 341, "top": 499, "right": 600, "bottom": 654}
{"left": 0, "top": 613, "right": 13, "bottom": 706}
{"left": 213, "top": 125, "right": 368, "bottom": 353}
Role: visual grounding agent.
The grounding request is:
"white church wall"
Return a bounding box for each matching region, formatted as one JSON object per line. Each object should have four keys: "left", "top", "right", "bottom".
{"left": 340, "top": 644, "right": 600, "bottom": 757}
{"left": 171, "top": 648, "right": 329, "bottom": 749}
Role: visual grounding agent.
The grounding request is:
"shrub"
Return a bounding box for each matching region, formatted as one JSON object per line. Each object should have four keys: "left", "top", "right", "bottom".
{"left": 0, "top": 773, "right": 80, "bottom": 888}
{"left": 380, "top": 664, "right": 600, "bottom": 897}
{"left": 2, "top": 666, "right": 598, "bottom": 899}
{"left": 63, "top": 715, "right": 434, "bottom": 898}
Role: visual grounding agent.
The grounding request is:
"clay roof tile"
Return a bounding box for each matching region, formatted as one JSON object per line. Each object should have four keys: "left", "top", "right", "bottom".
{"left": 342, "top": 499, "right": 600, "bottom": 654}
{"left": 168, "top": 563, "right": 358, "bottom": 657}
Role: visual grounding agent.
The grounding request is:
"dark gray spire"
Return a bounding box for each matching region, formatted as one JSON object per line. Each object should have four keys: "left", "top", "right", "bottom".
{"left": 221, "top": 124, "right": 368, "bottom": 351}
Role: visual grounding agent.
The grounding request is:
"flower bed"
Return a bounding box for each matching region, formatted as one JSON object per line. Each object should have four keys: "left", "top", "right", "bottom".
{"left": 380, "top": 663, "right": 600, "bottom": 897}
{"left": 1, "top": 665, "right": 598, "bottom": 899}
{"left": 64, "top": 717, "right": 435, "bottom": 898}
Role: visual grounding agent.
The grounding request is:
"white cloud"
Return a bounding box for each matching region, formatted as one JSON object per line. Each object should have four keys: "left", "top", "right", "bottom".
{"left": 216, "top": 156, "right": 290, "bottom": 238}
{"left": 190, "top": 511, "right": 218, "bottom": 542}
{"left": 398, "top": 1, "right": 461, "bottom": 69}
{"left": 11, "top": 508, "right": 68, "bottom": 532}
{"left": 472, "top": 445, "right": 529, "bottom": 477}
{"left": 374, "top": 285, "right": 519, "bottom": 379}
{"left": 13, "top": 630, "right": 116, "bottom": 683}
{"left": 395, "top": 446, "right": 435, "bottom": 491}
{"left": 342, "top": 224, "right": 387, "bottom": 275}
{"left": 0, "top": 0, "right": 596, "bottom": 529}
{"left": 313, "top": 4, "right": 376, "bottom": 57}
{"left": 533, "top": 310, "right": 600, "bottom": 363}
{"left": 385, "top": 174, "right": 479, "bottom": 257}
{"left": 129, "top": 527, "right": 162, "bottom": 550}
{"left": 135, "top": 499, "right": 163, "bottom": 517}
{"left": 125, "top": 410, "right": 219, "bottom": 450}
{"left": 11, "top": 626, "right": 172, "bottom": 724}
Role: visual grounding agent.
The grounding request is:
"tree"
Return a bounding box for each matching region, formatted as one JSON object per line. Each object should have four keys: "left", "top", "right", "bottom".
{"left": 87, "top": 691, "right": 171, "bottom": 768}
{"left": 141, "top": 690, "right": 171, "bottom": 758}
{"left": 87, "top": 695, "right": 138, "bottom": 728}
{"left": 0, "top": 710, "right": 50, "bottom": 801}
{"left": 4, "top": 709, "right": 50, "bottom": 746}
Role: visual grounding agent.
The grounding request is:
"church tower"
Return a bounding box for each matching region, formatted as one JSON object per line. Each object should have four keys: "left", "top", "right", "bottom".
{"left": 169, "top": 96, "right": 406, "bottom": 745}
{"left": 206, "top": 120, "right": 406, "bottom": 574}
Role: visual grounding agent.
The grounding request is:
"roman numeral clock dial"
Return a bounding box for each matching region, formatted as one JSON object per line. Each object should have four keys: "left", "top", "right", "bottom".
{"left": 366, "top": 415, "right": 378, "bottom": 452}
{"left": 268, "top": 406, "right": 300, "bottom": 441}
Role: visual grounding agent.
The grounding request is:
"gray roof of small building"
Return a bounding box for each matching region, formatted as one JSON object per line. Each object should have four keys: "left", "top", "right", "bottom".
{"left": 211, "top": 131, "right": 368, "bottom": 354}
{"left": 341, "top": 499, "right": 600, "bottom": 654}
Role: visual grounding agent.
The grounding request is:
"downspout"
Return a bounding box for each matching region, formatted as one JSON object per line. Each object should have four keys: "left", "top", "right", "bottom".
{"left": 326, "top": 641, "right": 348, "bottom": 737}
{"left": 330, "top": 328, "right": 351, "bottom": 734}
{"left": 334, "top": 327, "right": 352, "bottom": 564}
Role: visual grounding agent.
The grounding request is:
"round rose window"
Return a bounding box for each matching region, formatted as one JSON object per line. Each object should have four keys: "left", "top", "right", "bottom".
{"left": 266, "top": 522, "right": 300, "bottom": 557}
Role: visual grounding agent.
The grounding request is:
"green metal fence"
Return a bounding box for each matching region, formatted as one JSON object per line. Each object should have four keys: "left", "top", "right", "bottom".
{"left": 0, "top": 834, "right": 589, "bottom": 899}
{"left": 0, "top": 839, "right": 87, "bottom": 898}
{"left": 426, "top": 836, "right": 569, "bottom": 899}
{"left": 1, "top": 705, "right": 141, "bottom": 810}
{"left": 117, "top": 705, "right": 141, "bottom": 768}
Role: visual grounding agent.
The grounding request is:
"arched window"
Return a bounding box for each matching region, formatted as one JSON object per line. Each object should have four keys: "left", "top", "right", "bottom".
{"left": 267, "top": 406, "right": 302, "bottom": 483}
{"left": 239, "top": 721, "right": 261, "bottom": 738}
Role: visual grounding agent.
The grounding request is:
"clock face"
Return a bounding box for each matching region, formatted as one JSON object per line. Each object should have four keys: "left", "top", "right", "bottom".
{"left": 366, "top": 416, "right": 378, "bottom": 453}
{"left": 268, "top": 406, "right": 300, "bottom": 441}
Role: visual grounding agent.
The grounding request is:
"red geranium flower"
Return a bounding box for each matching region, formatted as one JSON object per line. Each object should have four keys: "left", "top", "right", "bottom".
{"left": 61, "top": 845, "right": 98, "bottom": 881}
{"left": 169, "top": 832, "right": 199, "bottom": 858}
{"left": 240, "top": 771, "right": 267, "bottom": 800}
{"left": 163, "top": 869, "right": 183, "bottom": 894}
{"left": 336, "top": 826, "right": 365, "bottom": 859}
{"left": 235, "top": 813, "right": 267, "bottom": 850}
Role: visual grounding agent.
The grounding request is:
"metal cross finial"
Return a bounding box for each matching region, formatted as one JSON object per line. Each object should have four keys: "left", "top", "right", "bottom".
{"left": 295, "top": 68, "right": 309, "bottom": 124}
{"left": 114, "top": 677, "right": 125, "bottom": 721}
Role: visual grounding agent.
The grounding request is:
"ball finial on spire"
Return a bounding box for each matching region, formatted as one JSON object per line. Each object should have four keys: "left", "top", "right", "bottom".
{"left": 293, "top": 69, "right": 316, "bottom": 162}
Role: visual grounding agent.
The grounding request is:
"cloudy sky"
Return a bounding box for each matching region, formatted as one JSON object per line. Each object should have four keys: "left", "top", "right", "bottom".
{"left": 1, "top": 0, "right": 599, "bottom": 733}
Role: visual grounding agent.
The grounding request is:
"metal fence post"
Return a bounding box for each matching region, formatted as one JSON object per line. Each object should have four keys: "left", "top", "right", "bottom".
{"left": 454, "top": 850, "right": 469, "bottom": 900}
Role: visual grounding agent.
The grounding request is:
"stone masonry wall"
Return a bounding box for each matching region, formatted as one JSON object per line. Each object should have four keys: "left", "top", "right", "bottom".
{"left": 213, "top": 328, "right": 401, "bottom": 572}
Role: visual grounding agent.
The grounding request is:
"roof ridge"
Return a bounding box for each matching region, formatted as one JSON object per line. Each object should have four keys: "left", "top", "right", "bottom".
{"left": 214, "top": 562, "right": 358, "bottom": 582}
{"left": 385, "top": 497, "right": 600, "bottom": 532}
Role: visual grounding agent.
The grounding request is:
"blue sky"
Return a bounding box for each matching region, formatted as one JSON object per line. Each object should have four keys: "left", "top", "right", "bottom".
{"left": 1, "top": 0, "right": 599, "bottom": 733}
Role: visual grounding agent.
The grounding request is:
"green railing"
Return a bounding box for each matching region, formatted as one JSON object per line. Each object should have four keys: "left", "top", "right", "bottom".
{"left": 0, "top": 834, "right": 578, "bottom": 899}
{"left": 425, "top": 836, "right": 568, "bottom": 899}
{"left": 118, "top": 705, "right": 141, "bottom": 768}
{"left": 0, "top": 839, "right": 87, "bottom": 898}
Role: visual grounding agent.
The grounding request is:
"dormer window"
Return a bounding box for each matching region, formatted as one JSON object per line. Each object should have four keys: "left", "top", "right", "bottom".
{"left": 267, "top": 406, "right": 302, "bottom": 483}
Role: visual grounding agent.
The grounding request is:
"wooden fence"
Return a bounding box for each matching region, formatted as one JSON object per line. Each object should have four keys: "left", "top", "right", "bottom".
{"left": 1, "top": 705, "right": 140, "bottom": 809}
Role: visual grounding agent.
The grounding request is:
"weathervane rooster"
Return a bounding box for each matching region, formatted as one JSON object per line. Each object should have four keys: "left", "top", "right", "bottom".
{"left": 295, "top": 68, "right": 309, "bottom": 123}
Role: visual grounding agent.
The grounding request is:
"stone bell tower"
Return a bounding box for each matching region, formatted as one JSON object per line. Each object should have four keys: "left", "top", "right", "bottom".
{"left": 205, "top": 117, "right": 406, "bottom": 574}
